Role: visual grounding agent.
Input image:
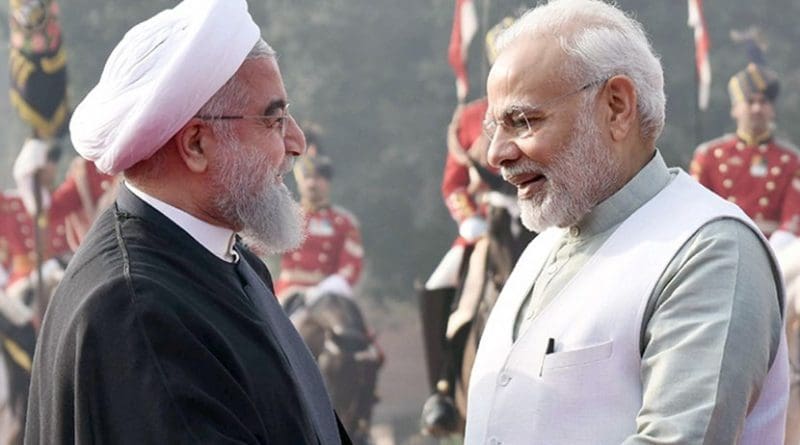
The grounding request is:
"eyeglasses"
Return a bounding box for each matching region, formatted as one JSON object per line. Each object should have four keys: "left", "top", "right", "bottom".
{"left": 196, "top": 104, "right": 291, "bottom": 137}
{"left": 482, "top": 78, "right": 607, "bottom": 140}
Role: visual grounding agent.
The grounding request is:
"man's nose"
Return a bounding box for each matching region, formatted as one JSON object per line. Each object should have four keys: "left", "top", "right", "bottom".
{"left": 284, "top": 116, "right": 306, "bottom": 157}
{"left": 487, "top": 135, "right": 520, "bottom": 169}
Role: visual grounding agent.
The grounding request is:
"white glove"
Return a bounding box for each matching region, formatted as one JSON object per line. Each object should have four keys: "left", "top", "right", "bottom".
{"left": 776, "top": 236, "right": 800, "bottom": 284}
{"left": 770, "top": 230, "right": 797, "bottom": 252}
{"left": 13, "top": 138, "right": 51, "bottom": 182}
{"left": 459, "top": 216, "right": 488, "bottom": 242}
{"left": 306, "top": 274, "right": 353, "bottom": 305}
{"left": 3, "top": 280, "right": 35, "bottom": 327}
{"left": 0, "top": 265, "right": 8, "bottom": 290}
{"left": 1, "top": 259, "right": 64, "bottom": 326}
{"left": 13, "top": 138, "right": 53, "bottom": 215}
{"left": 40, "top": 258, "right": 66, "bottom": 288}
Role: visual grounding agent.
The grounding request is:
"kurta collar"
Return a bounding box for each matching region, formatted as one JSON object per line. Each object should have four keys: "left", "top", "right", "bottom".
{"left": 570, "top": 150, "right": 671, "bottom": 239}
{"left": 124, "top": 182, "right": 237, "bottom": 262}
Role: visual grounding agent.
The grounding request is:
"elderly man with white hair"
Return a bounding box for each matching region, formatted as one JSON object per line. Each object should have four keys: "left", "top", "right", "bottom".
{"left": 465, "top": 1, "right": 789, "bottom": 444}
{"left": 25, "top": 1, "right": 351, "bottom": 444}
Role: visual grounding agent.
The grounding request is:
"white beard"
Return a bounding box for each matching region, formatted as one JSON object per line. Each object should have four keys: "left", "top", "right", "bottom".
{"left": 212, "top": 141, "right": 306, "bottom": 254}
{"left": 505, "top": 106, "right": 623, "bottom": 233}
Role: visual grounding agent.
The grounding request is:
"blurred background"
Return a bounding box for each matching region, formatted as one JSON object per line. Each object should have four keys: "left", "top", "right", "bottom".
{"left": 1, "top": 0, "right": 798, "bottom": 443}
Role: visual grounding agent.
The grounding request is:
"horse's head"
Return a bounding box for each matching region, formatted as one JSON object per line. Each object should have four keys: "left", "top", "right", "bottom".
{"left": 288, "top": 291, "right": 382, "bottom": 444}
{"left": 287, "top": 292, "right": 368, "bottom": 357}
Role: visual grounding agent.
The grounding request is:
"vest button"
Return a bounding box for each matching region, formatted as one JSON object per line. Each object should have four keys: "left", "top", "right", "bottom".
{"left": 498, "top": 373, "right": 512, "bottom": 386}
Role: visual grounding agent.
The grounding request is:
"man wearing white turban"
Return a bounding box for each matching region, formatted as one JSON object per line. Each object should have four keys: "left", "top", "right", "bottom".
{"left": 25, "top": 1, "right": 351, "bottom": 444}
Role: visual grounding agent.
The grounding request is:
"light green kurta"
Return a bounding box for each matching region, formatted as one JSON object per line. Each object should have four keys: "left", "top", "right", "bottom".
{"left": 513, "top": 150, "right": 783, "bottom": 443}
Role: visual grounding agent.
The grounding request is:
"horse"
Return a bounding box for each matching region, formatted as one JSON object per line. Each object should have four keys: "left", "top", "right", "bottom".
{"left": 283, "top": 291, "right": 383, "bottom": 445}
{"left": 0, "top": 258, "right": 66, "bottom": 445}
{"left": 776, "top": 242, "right": 800, "bottom": 445}
{"left": 420, "top": 166, "right": 536, "bottom": 437}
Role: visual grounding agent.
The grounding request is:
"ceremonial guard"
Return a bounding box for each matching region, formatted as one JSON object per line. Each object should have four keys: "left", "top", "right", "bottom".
{"left": 2, "top": 3, "right": 115, "bottom": 443}
{"left": 442, "top": 97, "right": 490, "bottom": 248}
{"left": 0, "top": 140, "right": 115, "bottom": 445}
{"left": 690, "top": 35, "right": 800, "bottom": 445}
{"left": 0, "top": 191, "right": 61, "bottom": 289}
{"left": 0, "top": 187, "right": 48, "bottom": 445}
{"left": 690, "top": 62, "right": 800, "bottom": 248}
{"left": 11, "top": 139, "right": 117, "bottom": 276}
{"left": 275, "top": 155, "right": 364, "bottom": 301}
{"left": 419, "top": 18, "right": 531, "bottom": 437}
{"left": 3, "top": 1, "right": 69, "bottom": 439}
{"left": 426, "top": 17, "right": 515, "bottom": 295}
{"left": 50, "top": 157, "right": 118, "bottom": 250}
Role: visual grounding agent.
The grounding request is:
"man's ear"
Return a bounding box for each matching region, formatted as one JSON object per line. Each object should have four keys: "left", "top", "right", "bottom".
{"left": 174, "top": 119, "right": 214, "bottom": 173}
{"left": 602, "top": 75, "right": 638, "bottom": 142}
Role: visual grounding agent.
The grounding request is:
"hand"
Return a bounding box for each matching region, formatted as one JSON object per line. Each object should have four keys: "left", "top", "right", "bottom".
{"left": 3, "top": 280, "right": 36, "bottom": 327}
{"left": 446, "top": 104, "right": 470, "bottom": 166}
{"left": 459, "top": 216, "right": 488, "bottom": 242}
{"left": 13, "top": 138, "right": 52, "bottom": 183}
{"left": 13, "top": 138, "right": 54, "bottom": 215}
{"left": 306, "top": 274, "right": 353, "bottom": 303}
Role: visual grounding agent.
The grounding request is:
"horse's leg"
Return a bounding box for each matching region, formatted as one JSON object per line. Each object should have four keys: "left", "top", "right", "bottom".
{"left": 418, "top": 285, "right": 457, "bottom": 393}
{"left": 419, "top": 243, "right": 475, "bottom": 437}
{"left": 353, "top": 349, "right": 381, "bottom": 445}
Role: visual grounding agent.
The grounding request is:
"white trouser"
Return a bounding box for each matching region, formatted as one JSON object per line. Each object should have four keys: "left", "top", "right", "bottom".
{"left": 425, "top": 245, "right": 465, "bottom": 290}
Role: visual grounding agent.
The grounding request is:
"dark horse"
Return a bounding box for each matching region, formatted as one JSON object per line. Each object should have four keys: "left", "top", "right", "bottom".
{"left": 283, "top": 292, "right": 382, "bottom": 445}
{"left": 420, "top": 166, "right": 535, "bottom": 437}
{"left": 0, "top": 259, "right": 65, "bottom": 445}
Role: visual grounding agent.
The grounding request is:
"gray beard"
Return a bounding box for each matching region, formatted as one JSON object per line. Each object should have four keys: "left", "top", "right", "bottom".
{"left": 212, "top": 142, "right": 306, "bottom": 254}
{"left": 506, "top": 108, "right": 624, "bottom": 233}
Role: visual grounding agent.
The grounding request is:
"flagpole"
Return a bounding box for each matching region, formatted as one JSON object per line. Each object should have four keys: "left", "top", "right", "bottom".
{"left": 694, "top": 63, "right": 703, "bottom": 147}
{"left": 687, "top": 0, "right": 710, "bottom": 147}
{"left": 32, "top": 171, "right": 46, "bottom": 326}
{"left": 448, "top": 0, "right": 479, "bottom": 103}
{"left": 481, "top": 0, "right": 491, "bottom": 93}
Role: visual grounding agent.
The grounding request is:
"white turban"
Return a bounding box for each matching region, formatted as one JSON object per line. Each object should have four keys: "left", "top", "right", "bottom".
{"left": 70, "top": 0, "right": 260, "bottom": 175}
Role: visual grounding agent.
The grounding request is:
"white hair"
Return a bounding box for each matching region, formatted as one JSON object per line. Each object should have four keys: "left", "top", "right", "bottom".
{"left": 497, "top": 0, "right": 666, "bottom": 143}
{"left": 197, "top": 39, "right": 276, "bottom": 141}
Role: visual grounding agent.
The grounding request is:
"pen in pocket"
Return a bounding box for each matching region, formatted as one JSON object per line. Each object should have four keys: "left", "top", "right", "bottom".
{"left": 539, "top": 337, "right": 555, "bottom": 377}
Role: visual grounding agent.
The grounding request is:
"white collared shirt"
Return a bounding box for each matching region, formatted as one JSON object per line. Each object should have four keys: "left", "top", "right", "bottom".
{"left": 125, "top": 182, "right": 237, "bottom": 263}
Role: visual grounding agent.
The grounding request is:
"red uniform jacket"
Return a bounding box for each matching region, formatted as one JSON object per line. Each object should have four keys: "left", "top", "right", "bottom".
{"left": 275, "top": 205, "right": 364, "bottom": 299}
{"left": 691, "top": 134, "right": 800, "bottom": 236}
{"left": 1, "top": 159, "right": 115, "bottom": 286}
{"left": 49, "top": 158, "right": 117, "bottom": 250}
{"left": 0, "top": 191, "right": 65, "bottom": 286}
{"left": 442, "top": 98, "right": 498, "bottom": 246}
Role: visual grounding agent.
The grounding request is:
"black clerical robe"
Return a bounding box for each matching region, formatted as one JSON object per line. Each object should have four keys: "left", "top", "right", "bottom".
{"left": 25, "top": 186, "right": 350, "bottom": 444}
